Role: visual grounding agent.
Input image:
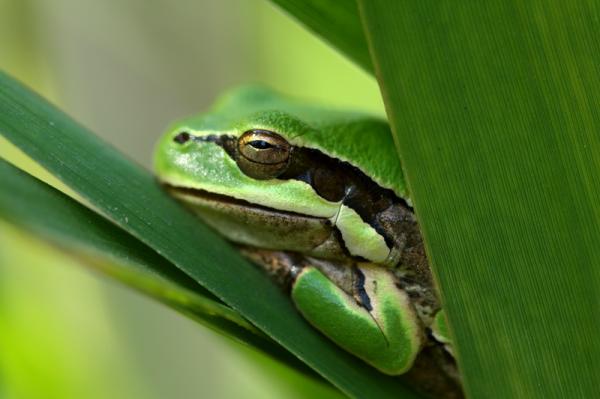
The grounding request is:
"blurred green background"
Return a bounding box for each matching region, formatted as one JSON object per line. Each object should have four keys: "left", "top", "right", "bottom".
{"left": 0, "top": 1, "right": 382, "bottom": 398}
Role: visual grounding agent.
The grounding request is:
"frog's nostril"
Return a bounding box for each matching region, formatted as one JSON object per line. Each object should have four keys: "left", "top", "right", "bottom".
{"left": 173, "top": 132, "right": 191, "bottom": 144}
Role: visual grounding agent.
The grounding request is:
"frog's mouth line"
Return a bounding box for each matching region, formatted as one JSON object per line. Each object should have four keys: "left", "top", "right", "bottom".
{"left": 161, "top": 183, "right": 326, "bottom": 220}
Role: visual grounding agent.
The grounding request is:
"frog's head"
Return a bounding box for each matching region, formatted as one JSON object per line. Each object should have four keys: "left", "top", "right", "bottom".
{"left": 154, "top": 86, "right": 407, "bottom": 264}
{"left": 154, "top": 107, "right": 352, "bottom": 260}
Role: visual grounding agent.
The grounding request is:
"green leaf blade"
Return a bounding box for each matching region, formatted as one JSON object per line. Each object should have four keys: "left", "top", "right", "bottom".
{"left": 358, "top": 1, "right": 600, "bottom": 398}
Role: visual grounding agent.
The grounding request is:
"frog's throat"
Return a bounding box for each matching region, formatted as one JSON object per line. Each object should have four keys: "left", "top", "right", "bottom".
{"left": 163, "top": 183, "right": 355, "bottom": 262}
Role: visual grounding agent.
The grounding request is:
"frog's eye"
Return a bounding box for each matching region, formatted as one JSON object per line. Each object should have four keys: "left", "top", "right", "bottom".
{"left": 237, "top": 130, "right": 291, "bottom": 179}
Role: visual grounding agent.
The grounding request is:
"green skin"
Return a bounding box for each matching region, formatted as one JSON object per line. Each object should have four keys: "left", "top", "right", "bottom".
{"left": 154, "top": 86, "right": 449, "bottom": 375}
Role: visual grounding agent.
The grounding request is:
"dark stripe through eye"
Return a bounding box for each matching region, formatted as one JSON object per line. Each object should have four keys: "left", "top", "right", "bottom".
{"left": 173, "top": 132, "right": 191, "bottom": 144}
{"left": 248, "top": 140, "right": 273, "bottom": 149}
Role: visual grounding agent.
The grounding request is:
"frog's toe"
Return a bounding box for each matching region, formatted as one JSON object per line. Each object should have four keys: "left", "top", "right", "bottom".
{"left": 431, "top": 310, "right": 454, "bottom": 355}
{"left": 291, "top": 264, "right": 423, "bottom": 375}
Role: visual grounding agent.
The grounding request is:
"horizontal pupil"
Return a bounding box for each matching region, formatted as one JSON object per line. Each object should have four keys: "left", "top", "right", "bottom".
{"left": 248, "top": 140, "right": 273, "bottom": 149}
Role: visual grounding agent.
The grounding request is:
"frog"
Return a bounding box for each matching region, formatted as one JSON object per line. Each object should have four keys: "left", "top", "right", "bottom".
{"left": 154, "top": 86, "right": 461, "bottom": 397}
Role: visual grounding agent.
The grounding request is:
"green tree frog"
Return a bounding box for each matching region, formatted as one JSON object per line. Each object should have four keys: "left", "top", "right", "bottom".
{"left": 154, "top": 86, "right": 461, "bottom": 397}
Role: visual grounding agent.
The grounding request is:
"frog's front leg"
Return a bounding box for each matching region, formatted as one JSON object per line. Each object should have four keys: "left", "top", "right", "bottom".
{"left": 292, "top": 263, "right": 424, "bottom": 375}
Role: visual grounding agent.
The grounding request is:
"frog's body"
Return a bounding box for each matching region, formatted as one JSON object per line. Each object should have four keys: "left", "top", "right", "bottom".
{"left": 154, "top": 86, "right": 458, "bottom": 391}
